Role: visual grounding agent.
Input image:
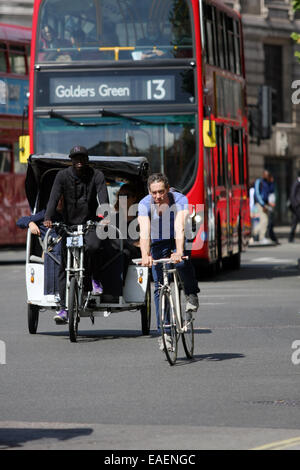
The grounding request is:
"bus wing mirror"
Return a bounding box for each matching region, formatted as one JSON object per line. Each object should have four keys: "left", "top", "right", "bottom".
{"left": 19, "top": 135, "right": 30, "bottom": 163}
{"left": 203, "top": 119, "right": 216, "bottom": 147}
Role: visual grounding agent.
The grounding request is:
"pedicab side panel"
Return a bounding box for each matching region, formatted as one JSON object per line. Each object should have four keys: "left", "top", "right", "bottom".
{"left": 26, "top": 263, "right": 57, "bottom": 307}
{"left": 25, "top": 228, "right": 58, "bottom": 308}
{"left": 123, "top": 265, "right": 149, "bottom": 303}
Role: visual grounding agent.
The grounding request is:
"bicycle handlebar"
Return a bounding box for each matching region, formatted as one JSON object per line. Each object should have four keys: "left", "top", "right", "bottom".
{"left": 52, "top": 220, "right": 97, "bottom": 236}
{"left": 132, "top": 256, "right": 189, "bottom": 265}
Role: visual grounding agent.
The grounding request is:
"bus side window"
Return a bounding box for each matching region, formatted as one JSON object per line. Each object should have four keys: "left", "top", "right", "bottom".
{"left": 232, "top": 129, "right": 238, "bottom": 185}
{"left": 233, "top": 20, "right": 241, "bottom": 76}
{"left": 9, "top": 45, "right": 26, "bottom": 74}
{"left": 0, "top": 43, "right": 7, "bottom": 72}
{"left": 204, "top": 3, "right": 216, "bottom": 66}
{"left": 229, "top": 128, "right": 235, "bottom": 185}
{"left": 0, "top": 148, "right": 12, "bottom": 173}
{"left": 226, "top": 16, "right": 235, "bottom": 74}
{"left": 216, "top": 125, "right": 225, "bottom": 186}
{"left": 238, "top": 129, "right": 244, "bottom": 185}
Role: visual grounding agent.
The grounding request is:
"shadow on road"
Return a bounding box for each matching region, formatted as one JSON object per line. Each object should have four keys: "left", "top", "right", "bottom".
{"left": 174, "top": 352, "right": 245, "bottom": 367}
{"left": 39, "top": 329, "right": 155, "bottom": 342}
{"left": 38, "top": 327, "right": 213, "bottom": 342}
{"left": 197, "top": 260, "right": 299, "bottom": 283}
{"left": 0, "top": 425, "right": 93, "bottom": 449}
{"left": 214, "top": 264, "right": 299, "bottom": 282}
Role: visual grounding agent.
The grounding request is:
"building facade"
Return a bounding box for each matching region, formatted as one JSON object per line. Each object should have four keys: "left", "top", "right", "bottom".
{"left": 0, "top": 1, "right": 33, "bottom": 28}
{"left": 1, "top": 0, "right": 299, "bottom": 223}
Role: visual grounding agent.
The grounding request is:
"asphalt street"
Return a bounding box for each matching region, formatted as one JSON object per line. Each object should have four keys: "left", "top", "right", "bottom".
{"left": 1, "top": 232, "right": 300, "bottom": 450}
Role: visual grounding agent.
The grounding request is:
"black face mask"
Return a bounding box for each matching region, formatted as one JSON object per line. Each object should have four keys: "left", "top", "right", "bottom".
{"left": 71, "top": 155, "right": 89, "bottom": 174}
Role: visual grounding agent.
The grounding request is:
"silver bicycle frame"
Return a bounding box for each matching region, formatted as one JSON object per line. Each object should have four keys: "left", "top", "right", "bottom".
{"left": 66, "top": 225, "right": 85, "bottom": 309}
{"left": 159, "top": 260, "right": 183, "bottom": 334}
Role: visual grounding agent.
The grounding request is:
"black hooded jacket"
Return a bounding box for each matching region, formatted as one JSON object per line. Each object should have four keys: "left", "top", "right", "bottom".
{"left": 44, "top": 165, "right": 109, "bottom": 225}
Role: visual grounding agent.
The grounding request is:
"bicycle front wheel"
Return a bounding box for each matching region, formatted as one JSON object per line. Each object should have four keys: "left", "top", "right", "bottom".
{"left": 68, "top": 277, "right": 79, "bottom": 343}
{"left": 159, "top": 287, "right": 178, "bottom": 365}
{"left": 181, "top": 301, "right": 194, "bottom": 359}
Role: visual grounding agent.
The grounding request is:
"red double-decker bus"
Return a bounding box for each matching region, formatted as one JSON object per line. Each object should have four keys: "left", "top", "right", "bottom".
{"left": 28, "top": 0, "right": 250, "bottom": 269}
{"left": 0, "top": 23, "right": 31, "bottom": 246}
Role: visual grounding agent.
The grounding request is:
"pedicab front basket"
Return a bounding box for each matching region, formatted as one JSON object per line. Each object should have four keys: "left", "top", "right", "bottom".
{"left": 24, "top": 154, "right": 151, "bottom": 335}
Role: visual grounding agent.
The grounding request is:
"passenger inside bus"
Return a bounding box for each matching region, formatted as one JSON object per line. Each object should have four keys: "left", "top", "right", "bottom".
{"left": 134, "top": 21, "right": 170, "bottom": 60}
{"left": 36, "top": 0, "right": 194, "bottom": 62}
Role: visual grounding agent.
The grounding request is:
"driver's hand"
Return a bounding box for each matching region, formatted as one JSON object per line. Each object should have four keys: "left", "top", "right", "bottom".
{"left": 29, "top": 221, "right": 40, "bottom": 236}
{"left": 141, "top": 254, "right": 153, "bottom": 267}
{"left": 43, "top": 220, "right": 52, "bottom": 228}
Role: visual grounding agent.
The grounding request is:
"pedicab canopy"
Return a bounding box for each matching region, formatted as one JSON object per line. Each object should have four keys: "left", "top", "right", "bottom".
{"left": 25, "top": 154, "right": 150, "bottom": 211}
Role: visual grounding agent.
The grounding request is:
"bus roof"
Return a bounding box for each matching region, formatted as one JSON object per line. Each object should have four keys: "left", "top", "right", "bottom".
{"left": 0, "top": 23, "right": 31, "bottom": 44}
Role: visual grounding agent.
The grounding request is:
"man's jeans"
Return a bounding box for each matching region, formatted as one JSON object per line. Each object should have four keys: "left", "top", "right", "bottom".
{"left": 151, "top": 239, "right": 200, "bottom": 333}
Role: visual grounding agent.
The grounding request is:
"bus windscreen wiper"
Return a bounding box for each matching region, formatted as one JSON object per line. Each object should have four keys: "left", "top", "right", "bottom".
{"left": 48, "top": 110, "right": 119, "bottom": 127}
{"left": 98, "top": 108, "right": 153, "bottom": 125}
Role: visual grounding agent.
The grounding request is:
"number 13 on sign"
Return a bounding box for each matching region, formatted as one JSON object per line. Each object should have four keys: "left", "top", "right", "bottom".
{"left": 147, "top": 79, "right": 166, "bottom": 100}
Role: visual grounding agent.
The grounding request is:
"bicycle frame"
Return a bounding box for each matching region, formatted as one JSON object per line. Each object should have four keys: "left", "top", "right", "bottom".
{"left": 161, "top": 262, "right": 183, "bottom": 333}
{"left": 65, "top": 225, "right": 85, "bottom": 310}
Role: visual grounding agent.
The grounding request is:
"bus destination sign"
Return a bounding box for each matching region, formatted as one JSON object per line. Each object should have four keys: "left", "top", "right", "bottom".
{"left": 49, "top": 75, "right": 175, "bottom": 104}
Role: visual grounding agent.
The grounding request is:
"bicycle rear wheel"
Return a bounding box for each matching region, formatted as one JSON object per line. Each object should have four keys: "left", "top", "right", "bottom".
{"left": 68, "top": 277, "right": 79, "bottom": 343}
{"left": 159, "top": 287, "right": 178, "bottom": 365}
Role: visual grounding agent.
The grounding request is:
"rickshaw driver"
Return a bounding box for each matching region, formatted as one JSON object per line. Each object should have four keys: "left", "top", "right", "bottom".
{"left": 138, "top": 173, "right": 200, "bottom": 349}
{"left": 44, "top": 145, "right": 109, "bottom": 324}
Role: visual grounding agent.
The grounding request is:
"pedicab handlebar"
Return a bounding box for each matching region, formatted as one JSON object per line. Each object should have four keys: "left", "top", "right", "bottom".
{"left": 51, "top": 220, "right": 98, "bottom": 236}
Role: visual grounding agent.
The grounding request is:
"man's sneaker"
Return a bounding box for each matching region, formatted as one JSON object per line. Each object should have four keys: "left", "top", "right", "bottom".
{"left": 92, "top": 279, "right": 103, "bottom": 295}
{"left": 158, "top": 334, "right": 173, "bottom": 351}
{"left": 186, "top": 294, "right": 199, "bottom": 312}
{"left": 53, "top": 309, "right": 68, "bottom": 324}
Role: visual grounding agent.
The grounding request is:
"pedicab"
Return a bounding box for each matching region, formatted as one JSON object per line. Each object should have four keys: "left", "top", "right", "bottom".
{"left": 24, "top": 154, "right": 151, "bottom": 342}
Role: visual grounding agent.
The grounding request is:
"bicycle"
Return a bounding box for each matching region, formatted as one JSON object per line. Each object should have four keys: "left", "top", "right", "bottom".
{"left": 154, "top": 257, "right": 194, "bottom": 365}
{"left": 53, "top": 221, "right": 97, "bottom": 342}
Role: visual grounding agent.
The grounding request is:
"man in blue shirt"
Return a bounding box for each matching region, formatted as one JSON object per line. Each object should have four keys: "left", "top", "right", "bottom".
{"left": 253, "top": 169, "right": 272, "bottom": 243}
{"left": 138, "top": 173, "right": 199, "bottom": 347}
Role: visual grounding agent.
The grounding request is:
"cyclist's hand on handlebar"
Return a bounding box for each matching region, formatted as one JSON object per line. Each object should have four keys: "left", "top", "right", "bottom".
{"left": 43, "top": 220, "right": 53, "bottom": 228}
{"left": 170, "top": 252, "right": 184, "bottom": 264}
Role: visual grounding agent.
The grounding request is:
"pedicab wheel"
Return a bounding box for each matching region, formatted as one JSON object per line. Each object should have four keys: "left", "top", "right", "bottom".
{"left": 28, "top": 304, "right": 39, "bottom": 334}
{"left": 68, "top": 277, "right": 79, "bottom": 343}
{"left": 141, "top": 282, "right": 151, "bottom": 335}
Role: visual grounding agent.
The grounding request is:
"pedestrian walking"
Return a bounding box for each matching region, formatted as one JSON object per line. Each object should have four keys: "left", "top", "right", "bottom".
{"left": 252, "top": 169, "right": 272, "bottom": 244}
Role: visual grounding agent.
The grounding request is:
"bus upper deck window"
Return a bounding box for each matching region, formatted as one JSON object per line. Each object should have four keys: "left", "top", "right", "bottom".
{"left": 36, "top": 0, "right": 194, "bottom": 62}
